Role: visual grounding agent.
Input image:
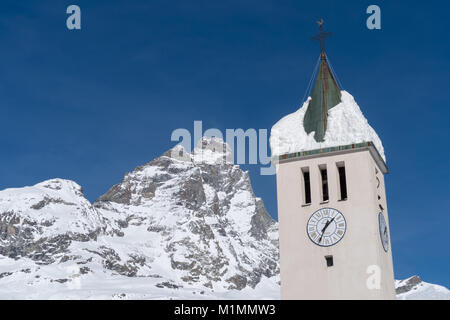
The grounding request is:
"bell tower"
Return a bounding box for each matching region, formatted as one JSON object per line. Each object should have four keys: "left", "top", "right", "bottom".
{"left": 273, "top": 21, "right": 396, "bottom": 299}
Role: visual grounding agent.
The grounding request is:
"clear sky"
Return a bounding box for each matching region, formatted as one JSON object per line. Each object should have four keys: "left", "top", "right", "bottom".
{"left": 0, "top": 0, "right": 449, "bottom": 288}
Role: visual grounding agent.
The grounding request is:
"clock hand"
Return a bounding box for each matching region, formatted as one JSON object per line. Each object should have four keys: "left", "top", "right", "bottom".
{"left": 321, "top": 217, "right": 335, "bottom": 233}
{"left": 318, "top": 220, "right": 329, "bottom": 243}
{"left": 319, "top": 218, "right": 335, "bottom": 242}
{"left": 321, "top": 219, "right": 330, "bottom": 234}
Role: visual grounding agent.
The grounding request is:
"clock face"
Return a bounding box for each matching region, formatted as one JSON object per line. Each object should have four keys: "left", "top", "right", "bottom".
{"left": 378, "top": 212, "right": 389, "bottom": 252}
{"left": 307, "top": 208, "right": 346, "bottom": 247}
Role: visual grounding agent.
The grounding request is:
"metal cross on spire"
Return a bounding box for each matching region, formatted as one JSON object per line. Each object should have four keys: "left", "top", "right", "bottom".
{"left": 311, "top": 18, "right": 332, "bottom": 55}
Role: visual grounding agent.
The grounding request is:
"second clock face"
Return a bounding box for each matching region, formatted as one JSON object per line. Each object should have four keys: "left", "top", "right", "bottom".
{"left": 307, "top": 208, "right": 346, "bottom": 247}
{"left": 378, "top": 212, "right": 389, "bottom": 252}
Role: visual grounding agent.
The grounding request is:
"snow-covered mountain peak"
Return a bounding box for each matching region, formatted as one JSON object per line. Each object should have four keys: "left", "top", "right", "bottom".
{"left": 192, "top": 136, "right": 234, "bottom": 165}
{"left": 163, "top": 136, "right": 233, "bottom": 166}
{"left": 0, "top": 178, "right": 97, "bottom": 223}
{"left": 270, "top": 90, "right": 386, "bottom": 161}
{"left": 34, "top": 178, "right": 85, "bottom": 197}
{"left": 1, "top": 178, "right": 83, "bottom": 198}
{"left": 0, "top": 178, "right": 104, "bottom": 265}
{"left": 92, "top": 143, "right": 279, "bottom": 292}
{"left": 396, "top": 275, "right": 450, "bottom": 300}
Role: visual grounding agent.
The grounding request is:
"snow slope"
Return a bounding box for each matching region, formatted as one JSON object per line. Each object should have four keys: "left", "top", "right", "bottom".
{"left": 270, "top": 90, "right": 386, "bottom": 161}
{"left": 395, "top": 276, "right": 450, "bottom": 300}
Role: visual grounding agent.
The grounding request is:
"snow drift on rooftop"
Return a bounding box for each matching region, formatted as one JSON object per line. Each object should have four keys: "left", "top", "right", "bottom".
{"left": 269, "top": 90, "right": 386, "bottom": 162}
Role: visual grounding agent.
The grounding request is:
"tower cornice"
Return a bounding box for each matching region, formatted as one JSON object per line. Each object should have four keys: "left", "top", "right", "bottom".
{"left": 272, "top": 141, "right": 388, "bottom": 174}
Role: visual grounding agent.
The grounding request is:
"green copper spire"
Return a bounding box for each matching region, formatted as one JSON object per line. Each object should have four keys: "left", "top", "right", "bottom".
{"left": 304, "top": 20, "right": 341, "bottom": 142}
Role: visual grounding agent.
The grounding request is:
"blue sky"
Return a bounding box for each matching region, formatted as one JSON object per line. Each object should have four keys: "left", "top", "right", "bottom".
{"left": 0, "top": 0, "right": 449, "bottom": 287}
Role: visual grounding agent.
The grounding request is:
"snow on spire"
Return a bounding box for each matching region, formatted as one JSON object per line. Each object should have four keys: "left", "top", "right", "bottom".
{"left": 270, "top": 90, "right": 386, "bottom": 162}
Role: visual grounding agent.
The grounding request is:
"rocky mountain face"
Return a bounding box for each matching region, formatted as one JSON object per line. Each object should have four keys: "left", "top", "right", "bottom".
{"left": 0, "top": 138, "right": 279, "bottom": 299}
{"left": 0, "top": 179, "right": 105, "bottom": 264}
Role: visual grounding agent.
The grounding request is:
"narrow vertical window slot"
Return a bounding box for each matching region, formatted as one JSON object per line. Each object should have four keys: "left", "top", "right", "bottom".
{"left": 319, "top": 165, "right": 329, "bottom": 202}
{"left": 302, "top": 168, "right": 311, "bottom": 205}
{"left": 325, "top": 255, "right": 333, "bottom": 267}
{"left": 337, "top": 162, "right": 348, "bottom": 201}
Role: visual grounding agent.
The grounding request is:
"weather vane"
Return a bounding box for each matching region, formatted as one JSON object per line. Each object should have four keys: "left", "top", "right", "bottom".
{"left": 311, "top": 18, "right": 332, "bottom": 54}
